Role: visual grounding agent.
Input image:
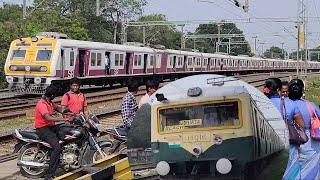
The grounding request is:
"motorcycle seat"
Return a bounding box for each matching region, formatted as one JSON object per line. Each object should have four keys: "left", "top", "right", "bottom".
{"left": 115, "top": 127, "right": 127, "bottom": 137}
{"left": 19, "top": 130, "right": 39, "bottom": 140}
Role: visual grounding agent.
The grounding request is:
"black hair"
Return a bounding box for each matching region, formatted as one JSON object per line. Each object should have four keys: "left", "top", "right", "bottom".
{"left": 290, "top": 78, "right": 304, "bottom": 89}
{"left": 70, "top": 77, "right": 81, "bottom": 86}
{"left": 288, "top": 79, "right": 304, "bottom": 100}
{"left": 281, "top": 81, "right": 289, "bottom": 87}
{"left": 128, "top": 79, "right": 140, "bottom": 92}
{"left": 44, "top": 85, "right": 58, "bottom": 97}
{"left": 264, "top": 78, "right": 282, "bottom": 97}
{"left": 146, "top": 79, "right": 159, "bottom": 92}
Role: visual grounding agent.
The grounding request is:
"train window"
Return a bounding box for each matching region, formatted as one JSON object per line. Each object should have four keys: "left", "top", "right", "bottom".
{"left": 156, "top": 54, "right": 161, "bottom": 68}
{"left": 203, "top": 58, "right": 208, "bottom": 67}
{"left": 91, "top": 52, "right": 96, "bottom": 66}
{"left": 134, "top": 55, "right": 142, "bottom": 66}
{"left": 210, "top": 58, "right": 214, "bottom": 66}
{"left": 115, "top": 54, "right": 120, "bottom": 66}
{"left": 11, "top": 50, "right": 26, "bottom": 60}
{"left": 119, "top": 54, "right": 124, "bottom": 66}
{"left": 97, "top": 53, "right": 102, "bottom": 66}
{"left": 177, "top": 57, "right": 183, "bottom": 67}
{"left": 70, "top": 51, "right": 74, "bottom": 66}
{"left": 36, "top": 50, "right": 52, "bottom": 61}
{"left": 169, "top": 56, "right": 174, "bottom": 67}
{"left": 158, "top": 101, "right": 240, "bottom": 131}
{"left": 196, "top": 58, "right": 201, "bottom": 66}
{"left": 188, "top": 57, "right": 193, "bottom": 66}
{"left": 150, "top": 55, "right": 155, "bottom": 66}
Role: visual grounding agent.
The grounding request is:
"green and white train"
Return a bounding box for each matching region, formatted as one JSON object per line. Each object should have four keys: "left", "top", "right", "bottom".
{"left": 147, "top": 74, "right": 287, "bottom": 179}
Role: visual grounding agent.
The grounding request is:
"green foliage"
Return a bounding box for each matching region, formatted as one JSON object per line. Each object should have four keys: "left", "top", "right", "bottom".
{"left": 306, "top": 76, "right": 320, "bottom": 105}
{"left": 290, "top": 47, "right": 320, "bottom": 61}
{"left": 127, "top": 14, "right": 181, "bottom": 49}
{"left": 263, "top": 46, "right": 287, "bottom": 59}
{"left": 186, "top": 23, "right": 252, "bottom": 56}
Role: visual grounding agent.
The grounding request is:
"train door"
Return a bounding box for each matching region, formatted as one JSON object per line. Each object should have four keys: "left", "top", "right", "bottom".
{"left": 61, "top": 48, "right": 76, "bottom": 78}
{"left": 143, "top": 54, "right": 148, "bottom": 73}
{"left": 77, "top": 50, "right": 86, "bottom": 77}
{"left": 183, "top": 56, "right": 187, "bottom": 71}
{"left": 125, "top": 52, "right": 132, "bottom": 74}
{"left": 105, "top": 51, "right": 111, "bottom": 75}
{"left": 173, "top": 56, "right": 177, "bottom": 72}
{"left": 59, "top": 49, "right": 65, "bottom": 78}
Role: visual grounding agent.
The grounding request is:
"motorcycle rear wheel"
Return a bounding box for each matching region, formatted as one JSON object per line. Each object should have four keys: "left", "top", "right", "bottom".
{"left": 18, "top": 144, "right": 48, "bottom": 178}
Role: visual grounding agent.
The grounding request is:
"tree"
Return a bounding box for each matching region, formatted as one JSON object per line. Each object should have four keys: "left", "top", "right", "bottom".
{"left": 290, "top": 47, "right": 320, "bottom": 61}
{"left": 185, "top": 23, "right": 252, "bottom": 56}
{"left": 101, "top": 0, "right": 147, "bottom": 43}
{"left": 127, "top": 14, "right": 181, "bottom": 49}
{"left": 264, "top": 46, "right": 287, "bottom": 59}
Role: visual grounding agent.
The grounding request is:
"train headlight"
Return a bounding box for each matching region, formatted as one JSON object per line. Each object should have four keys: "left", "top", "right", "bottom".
{"left": 34, "top": 77, "right": 41, "bottom": 84}
{"left": 6, "top": 76, "right": 13, "bottom": 83}
{"left": 25, "top": 66, "right": 31, "bottom": 72}
{"left": 193, "top": 145, "right": 202, "bottom": 156}
{"left": 216, "top": 158, "right": 232, "bottom": 174}
{"left": 156, "top": 161, "right": 170, "bottom": 176}
{"left": 40, "top": 66, "right": 47, "bottom": 72}
{"left": 9, "top": 66, "right": 17, "bottom": 71}
{"left": 31, "top": 37, "right": 38, "bottom": 42}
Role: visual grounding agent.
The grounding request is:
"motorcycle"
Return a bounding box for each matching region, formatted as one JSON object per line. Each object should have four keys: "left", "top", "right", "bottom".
{"left": 13, "top": 113, "right": 112, "bottom": 178}
{"left": 104, "top": 126, "right": 128, "bottom": 155}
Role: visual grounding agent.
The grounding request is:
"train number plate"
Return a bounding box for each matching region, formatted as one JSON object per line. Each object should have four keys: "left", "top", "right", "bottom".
{"left": 182, "top": 132, "right": 212, "bottom": 142}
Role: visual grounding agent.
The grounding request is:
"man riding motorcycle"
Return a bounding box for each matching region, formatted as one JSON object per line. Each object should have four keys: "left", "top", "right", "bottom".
{"left": 15, "top": 85, "right": 111, "bottom": 179}
{"left": 34, "top": 85, "right": 71, "bottom": 180}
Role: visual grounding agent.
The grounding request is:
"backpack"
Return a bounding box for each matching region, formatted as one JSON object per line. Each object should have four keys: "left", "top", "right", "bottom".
{"left": 64, "top": 92, "right": 86, "bottom": 113}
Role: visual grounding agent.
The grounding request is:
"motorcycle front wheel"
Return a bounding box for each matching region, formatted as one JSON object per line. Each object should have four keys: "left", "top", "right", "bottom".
{"left": 18, "top": 144, "right": 48, "bottom": 178}
{"left": 92, "top": 146, "right": 113, "bottom": 163}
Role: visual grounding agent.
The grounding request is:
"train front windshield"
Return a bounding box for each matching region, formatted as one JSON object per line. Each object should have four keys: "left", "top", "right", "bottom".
{"left": 158, "top": 101, "right": 240, "bottom": 131}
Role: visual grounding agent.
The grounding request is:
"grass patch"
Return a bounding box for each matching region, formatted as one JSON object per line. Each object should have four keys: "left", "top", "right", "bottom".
{"left": 0, "top": 118, "right": 33, "bottom": 132}
{"left": 259, "top": 150, "right": 289, "bottom": 180}
{"left": 306, "top": 76, "right": 320, "bottom": 105}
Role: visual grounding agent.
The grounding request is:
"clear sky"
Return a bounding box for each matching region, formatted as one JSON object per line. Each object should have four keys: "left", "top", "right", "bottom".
{"left": 2, "top": 0, "right": 320, "bottom": 54}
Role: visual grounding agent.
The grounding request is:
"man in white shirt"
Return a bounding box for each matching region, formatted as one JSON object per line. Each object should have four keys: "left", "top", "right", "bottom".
{"left": 105, "top": 54, "right": 110, "bottom": 75}
{"left": 138, "top": 79, "right": 159, "bottom": 108}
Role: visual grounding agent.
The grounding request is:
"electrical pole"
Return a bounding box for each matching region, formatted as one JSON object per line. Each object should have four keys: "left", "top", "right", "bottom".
{"left": 142, "top": 26, "right": 146, "bottom": 45}
{"left": 120, "top": 15, "right": 127, "bottom": 44}
{"left": 298, "top": 0, "right": 308, "bottom": 74}
{"left": 281, "top": 42, "right": 284, "bottom": 59}
{"left": 23, "top": 0, "right": 27, "bottom": 19}
{"left": 253, "top": 36, "right": 257, "bottom": 56}
{"left": 180, "top": 25, "right": 186, "bottom": 49}
{"left": 216, "top": 23, "right": 223, "bottom": 52}
{"left": 259, "top": 42, "right": 265, "bottom": 57}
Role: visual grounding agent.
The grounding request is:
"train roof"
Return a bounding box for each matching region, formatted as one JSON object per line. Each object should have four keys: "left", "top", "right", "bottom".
{"left": 149, "top": 74, "right": 288, "bottom": 145}
{"left": 54, "top": 39, "right": 319, "bottom": 65}
{"left": 57, "top": 39, "right": 156, "bottom": 53}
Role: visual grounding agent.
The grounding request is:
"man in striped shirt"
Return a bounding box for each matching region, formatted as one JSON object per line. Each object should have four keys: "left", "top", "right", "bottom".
{"left": 121, "top": 79, "right": 140, "bottom": 130}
